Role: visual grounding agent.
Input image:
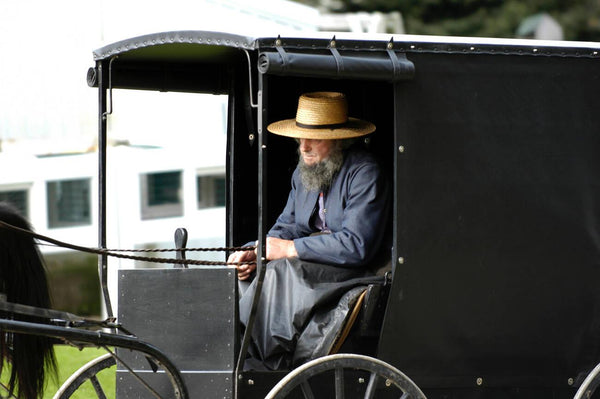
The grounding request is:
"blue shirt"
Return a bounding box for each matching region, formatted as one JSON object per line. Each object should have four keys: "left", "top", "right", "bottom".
{"left": 268, "top": 149, "right": 390, "bottom": 267}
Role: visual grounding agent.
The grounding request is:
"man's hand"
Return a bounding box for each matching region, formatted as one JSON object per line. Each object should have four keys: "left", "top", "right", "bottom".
{"left": 228, "top": 250, "right": 257, "bottom": 281}
{"left": 229, "top": 238, "right": 297, "bottom": 280}
{"left": 266, "top": 237, "right": 298, "bottom": 260}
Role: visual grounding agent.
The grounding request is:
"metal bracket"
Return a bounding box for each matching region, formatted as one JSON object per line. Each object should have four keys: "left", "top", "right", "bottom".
{"left": 329, "top": 36, "right": 345, "bottom": 74}
{"left": 274, "top": 35, "right": 289, "bottom": 73}
{"left": 243, "top": 49, "right": 258, "bottom": 109}
{"left": 102, "top": 56, "right": 118, "bottom": 119}
{"left": 387, "top": 38, "right": 415, "bottom": 81}
{"left": 386, "top": 38, "right": 400, "bottom": 78}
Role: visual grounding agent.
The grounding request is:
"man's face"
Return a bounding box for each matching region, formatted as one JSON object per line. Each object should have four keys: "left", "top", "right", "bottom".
{"left": 298, "top": 139, "right": 334, "bottom": 166}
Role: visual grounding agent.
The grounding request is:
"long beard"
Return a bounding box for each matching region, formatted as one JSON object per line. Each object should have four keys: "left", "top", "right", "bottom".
{"left": 298, "top": 147, "right": 344, "bottom": 192}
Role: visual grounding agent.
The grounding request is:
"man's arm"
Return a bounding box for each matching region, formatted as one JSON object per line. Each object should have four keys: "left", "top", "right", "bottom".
{"left": 265, "top": 236, "right": 298, "bottom": 260}
{"left": 293, "top": 161, "right": 390, "bottom": 266}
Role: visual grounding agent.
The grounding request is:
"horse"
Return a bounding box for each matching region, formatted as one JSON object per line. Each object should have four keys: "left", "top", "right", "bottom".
{"left": 0, "top": 202, "right": 56, "bottom": 399}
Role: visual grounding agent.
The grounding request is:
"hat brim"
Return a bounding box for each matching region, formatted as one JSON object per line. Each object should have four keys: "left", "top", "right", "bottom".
{"left": 267, "top": 117, "right": 375, "bottom": 139}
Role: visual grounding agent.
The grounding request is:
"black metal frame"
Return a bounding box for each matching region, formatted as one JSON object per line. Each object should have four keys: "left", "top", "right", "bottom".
{"left": 234, "top": 68, "right": 269, "bottom": 385}
{"left": 97, "top": 58, "right": 112, "bottom": 319}
{"left": 0, "top": 318, "right": 188, "bottom": 398}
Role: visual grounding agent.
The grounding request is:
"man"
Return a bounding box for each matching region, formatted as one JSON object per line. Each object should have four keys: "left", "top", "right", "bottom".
{"left": 229, "top": 91, "right": 390, "bottom": 370}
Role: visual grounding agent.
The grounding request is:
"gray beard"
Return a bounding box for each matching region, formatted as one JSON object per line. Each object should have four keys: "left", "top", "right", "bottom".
{"left": 298, "top": 147, "right": 344, "bottom": 192}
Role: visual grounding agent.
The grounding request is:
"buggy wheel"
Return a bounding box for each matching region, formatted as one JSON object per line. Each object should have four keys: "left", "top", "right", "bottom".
{"left": 265, "top": 353, "right": 426, "bottom": 399}
{"left": 0, "top": 382, "right": 18, "bottom": 398}
{"left": 574, "top": 361, "right": 600, "bottom": 399}
{"left": 53, "top": 353, "right": 116, "bottom": 399}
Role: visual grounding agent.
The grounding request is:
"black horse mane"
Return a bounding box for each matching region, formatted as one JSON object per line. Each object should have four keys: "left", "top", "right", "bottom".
{"left": 0, "top": 202, "right": 57, "bottom": 399}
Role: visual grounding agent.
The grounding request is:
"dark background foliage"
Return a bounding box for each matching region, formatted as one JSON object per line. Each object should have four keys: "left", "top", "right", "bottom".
{"left": 295, "top": 0, "right": 600, "bottom": 41}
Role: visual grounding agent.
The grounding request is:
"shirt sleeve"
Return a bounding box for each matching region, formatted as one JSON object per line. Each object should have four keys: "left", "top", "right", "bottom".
{"left": 293, "top": 161, "right": 390, "bottom": 267}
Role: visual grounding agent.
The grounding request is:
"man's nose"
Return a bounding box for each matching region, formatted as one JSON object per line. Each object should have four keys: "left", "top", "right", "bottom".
{"left": 299, "top": 139, "right": 311, "bottom": 152}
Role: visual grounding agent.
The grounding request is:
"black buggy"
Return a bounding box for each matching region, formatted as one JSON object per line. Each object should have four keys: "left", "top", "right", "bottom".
{"left": 2, "top": 30, "right": 600, "bottom": 399}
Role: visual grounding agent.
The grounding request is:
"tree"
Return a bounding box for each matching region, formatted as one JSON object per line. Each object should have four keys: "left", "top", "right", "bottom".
{"left": 295, "top": 0, "right": 600, "bottom": 41}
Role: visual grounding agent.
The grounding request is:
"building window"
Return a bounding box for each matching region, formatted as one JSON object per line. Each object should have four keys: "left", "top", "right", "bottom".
{"left": 0, "top": 189, "right": 29, "bottom": 219}
{"left": 197, "top": 174, "right": 226, "bottom": 209}
{"left": 47, "top": 179, "right": 91, "bottom": 228}
{"left": 141, "top": 171, "right": 183, "bottom": 220}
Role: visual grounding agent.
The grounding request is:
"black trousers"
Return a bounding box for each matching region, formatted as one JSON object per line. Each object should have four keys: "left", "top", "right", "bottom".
{"left": 239, "top": 257, "right": 380, "bottom": 370}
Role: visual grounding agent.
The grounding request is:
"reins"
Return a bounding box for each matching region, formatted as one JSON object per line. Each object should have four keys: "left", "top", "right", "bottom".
{"left": 0, "top": 220, "right": 256, "bottom": 266}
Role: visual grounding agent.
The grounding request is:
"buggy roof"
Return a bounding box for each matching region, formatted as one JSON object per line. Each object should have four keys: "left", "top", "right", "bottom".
{"left": 93, "top": 29, "right": 600, "bottom": 62}
{"left": 90, "top": 30, "right": 600, "bottom": 93}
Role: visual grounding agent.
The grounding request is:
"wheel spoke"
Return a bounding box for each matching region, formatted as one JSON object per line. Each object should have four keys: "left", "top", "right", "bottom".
{"left": 364, "top": 371, "right": 378, "bottom": 399}
{"left": 0, "top": 381, "right": 18, "bottom": 398}
{"left": 300, "top": 380, "right": 315, "bottom": 399}
{"left": 335, "top": 367, "right": 344, "bottom": 399}
{"left": 90, "top": 376, "right": 107, "bottom": 399}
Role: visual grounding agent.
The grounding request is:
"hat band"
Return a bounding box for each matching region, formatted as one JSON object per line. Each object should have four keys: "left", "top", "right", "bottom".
{"left": 295, "top": 121, "right": 347, "bottom": 130}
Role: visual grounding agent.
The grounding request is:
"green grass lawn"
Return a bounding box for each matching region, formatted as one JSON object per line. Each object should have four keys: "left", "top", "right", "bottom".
{"left": 47, "top": 345, "right": 116, "bottom": 398}
{"left": 2, "top": 345, "right": 116, "bottom": 399}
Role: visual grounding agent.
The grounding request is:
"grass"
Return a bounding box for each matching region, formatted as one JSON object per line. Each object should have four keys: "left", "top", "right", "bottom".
{"left": 2, "top": 345, "right": 116, "bottom": 399}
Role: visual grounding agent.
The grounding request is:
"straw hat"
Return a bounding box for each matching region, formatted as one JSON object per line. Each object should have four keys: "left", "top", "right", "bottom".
{"left": 267, "top": 92, "right": 376, "bottom": 139}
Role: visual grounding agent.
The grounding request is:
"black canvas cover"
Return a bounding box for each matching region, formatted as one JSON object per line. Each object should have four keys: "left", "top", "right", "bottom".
{"left": 380, "top": 50, "right": 600, "bottom": 396}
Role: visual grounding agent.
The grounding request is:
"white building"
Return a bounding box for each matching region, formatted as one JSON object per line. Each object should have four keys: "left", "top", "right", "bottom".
{"left": 0, "top": 0, "right": 318, "bottom": 261}
{"left": 0, "top": 92, "right": 228, "bottom": 265}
